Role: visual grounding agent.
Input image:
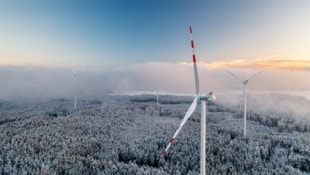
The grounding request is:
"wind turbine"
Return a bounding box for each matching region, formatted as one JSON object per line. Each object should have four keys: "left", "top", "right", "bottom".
{"left": 156, "top": 89, "right": 159, "bottom": 107}
{"left": 162, "top": 26, "right": 215, "bottom": 175}
{"left": 225, "top": 70, "right": 260, "bottom": 137}
{"left": 69, "top": 65, "right": 78, "bottom": 109}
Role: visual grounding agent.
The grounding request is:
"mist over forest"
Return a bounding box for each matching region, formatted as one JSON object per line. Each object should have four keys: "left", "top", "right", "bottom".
{"left": 0, "top": 64, "right": 309, "bottom": 99}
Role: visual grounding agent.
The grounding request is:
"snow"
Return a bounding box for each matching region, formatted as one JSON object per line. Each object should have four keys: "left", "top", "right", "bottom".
{"left": 0, "top": 94, "right": 309, "bottom": 174}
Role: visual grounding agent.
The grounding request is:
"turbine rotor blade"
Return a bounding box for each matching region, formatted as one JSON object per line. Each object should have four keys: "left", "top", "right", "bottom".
{"left": 162, "top": 26, "right": 201, "bottom": 156}
{"left": 190, "top": 26, "right": 200, "bottom": 96}
{"left": 224, "top": 69, "right": 244, "bottom": 83}
{"left": 193, "top": 61, "right": 199, "bottom": 96}
{"left": 163, "top": 97, "right": 198, "bottom": 155}
{"left": 246, "top": 72, "right": 261, "bottom": 82}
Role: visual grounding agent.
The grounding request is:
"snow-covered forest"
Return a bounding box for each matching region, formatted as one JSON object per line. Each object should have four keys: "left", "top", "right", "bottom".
{"left": 0, "top": 94, "right": 310, "bottom": 175}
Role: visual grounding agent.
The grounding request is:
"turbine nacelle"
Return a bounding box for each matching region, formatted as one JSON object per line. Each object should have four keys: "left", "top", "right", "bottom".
{"left": 199, "top": 92, "right": 216, "bottom": 101}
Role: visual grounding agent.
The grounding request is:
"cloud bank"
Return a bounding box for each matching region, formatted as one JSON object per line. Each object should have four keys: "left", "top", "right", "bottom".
{"left": 0, "top": 61, "right": 309, "bottom": 99}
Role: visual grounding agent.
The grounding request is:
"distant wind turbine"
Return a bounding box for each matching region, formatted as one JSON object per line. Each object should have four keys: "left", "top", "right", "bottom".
{"left": 156, "top": 89, "right": 159, "bottom": 107}
{"left": 225, "top": 70, "right": 261, "bottom": 137}
{"left": 162, "top": 26, "right": 215, "bottom": 175}
{"left": 69, "top": 65, "right": 78, "bottom": 109}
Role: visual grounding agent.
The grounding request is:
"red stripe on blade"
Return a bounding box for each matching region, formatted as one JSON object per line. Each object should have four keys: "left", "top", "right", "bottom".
{"left": 190, "top": 26, "right": 192, "bottom": 34}
{"left": 192, "top": 55, "right": 196, "bottom": 62}
{"left": 191, "top": 40, "right": 194, "bottom": 48}
{"left": 161, "top": 151, "right": 167, "bottom": 157}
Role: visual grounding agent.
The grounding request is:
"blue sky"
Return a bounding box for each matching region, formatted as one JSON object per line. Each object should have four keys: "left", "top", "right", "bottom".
{"left": 0, "top": 0, "right": 310, "bottom": 98}
{"left": 1, "top": 0, "right": 310, "bottom": 70}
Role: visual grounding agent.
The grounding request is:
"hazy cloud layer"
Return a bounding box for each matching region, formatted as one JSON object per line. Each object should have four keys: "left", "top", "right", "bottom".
{"left": 0, "top": 62, "right": 309, "bottom": 99}
{"left": 204, "top": 59, "right": 310, "bottom": 71}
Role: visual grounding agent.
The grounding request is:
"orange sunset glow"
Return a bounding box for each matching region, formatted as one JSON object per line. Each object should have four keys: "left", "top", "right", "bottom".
{"left": 204, "top": 58, "right": 310, "bottom": 70}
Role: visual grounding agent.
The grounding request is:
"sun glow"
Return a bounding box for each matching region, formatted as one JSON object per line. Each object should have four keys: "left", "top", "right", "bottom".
{"left": 0, "top": 57, "right": 24, "bottom": 66}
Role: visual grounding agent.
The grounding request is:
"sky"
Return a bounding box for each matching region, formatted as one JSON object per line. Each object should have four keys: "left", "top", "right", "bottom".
{"left": 0, "top": 0, "right": 310, "bottom": 98}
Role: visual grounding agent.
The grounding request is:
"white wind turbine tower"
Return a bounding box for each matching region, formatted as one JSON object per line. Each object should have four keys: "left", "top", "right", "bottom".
{"left": 162, "top": 26, "right": 215, "bottom": 175}
{"left": 225, "top": 70, "right": 261, "bottom": 137}
{"left": 69, "top": 65, "right": 78, "bottom": 109}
